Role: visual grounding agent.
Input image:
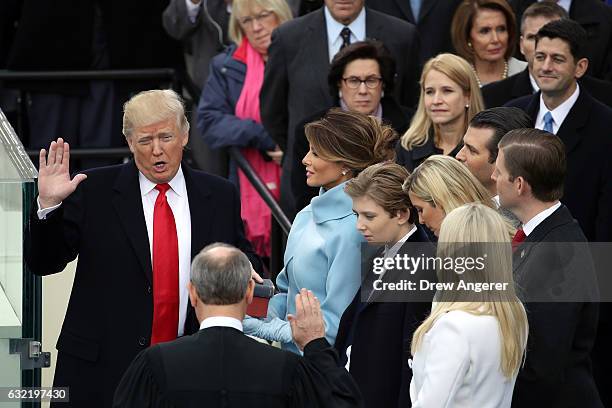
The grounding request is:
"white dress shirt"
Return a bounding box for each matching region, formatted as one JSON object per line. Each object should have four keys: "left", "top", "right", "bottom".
{"left": 140, "top": 166, "right": 192, "bottom": 336}
{"left": 200, "top": 316, "right": 244, "bottom": 332}
{"left": 522, "top": 201, "right": 562, "bottom": 236}
{"left": 410, "top": 310, "right": 518, "bottom": 408}
{"left": 185, "top": 0, "right": 201, "bottom": 23}
{"left": 535, "top": 84, "right": 580, "bottom": 135}
{"left": 529, "top": 72, "right": 539, "bottom": 93}
{"left": 324, "top": 6, "right": 366, "bottom": 62}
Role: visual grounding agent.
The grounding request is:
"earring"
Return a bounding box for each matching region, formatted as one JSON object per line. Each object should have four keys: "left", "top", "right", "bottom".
{"left": 381, "top": 90, "right": 385, "bottom": 98}
{"left": 465, "top": 104, "right": 469, "bottom": 109}
{"left": 468, "top": 41, "right": 472, "bottom": 48}
{"left": 338, "top": 90, "right": 343, "bottom": 99}
{"left": 342, "top": 169, "right": 348, "bottom": 176}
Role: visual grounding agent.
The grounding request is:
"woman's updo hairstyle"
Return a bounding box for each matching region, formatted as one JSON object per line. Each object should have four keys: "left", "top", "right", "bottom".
{"left": 305, "top": 108, "right": 397, "bottom": 176}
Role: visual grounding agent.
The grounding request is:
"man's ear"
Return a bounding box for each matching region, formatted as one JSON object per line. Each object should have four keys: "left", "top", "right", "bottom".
{"left": 126, "top": 135, "right": 135, "bottom": 154}
{"left": 245, "top": 279, "right": 255, "bottom": 305}
{"left": 574, "top": 57, "right": 589, "bottom": 80}
{"left": 188, "top": 282, "right": 198, "bottom": 308}
{"left": 396, "top": 209, "right": 410, "bottom": 226}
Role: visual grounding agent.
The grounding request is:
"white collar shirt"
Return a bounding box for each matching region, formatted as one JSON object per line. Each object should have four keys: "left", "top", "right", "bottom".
{"left": 535, "top": 84, "right": 580, "bottom": 135}
{"left": 522, "top": 201, "right": 562, "bottom": 236}
{"left": 325, "top": 6, "right": 366, "bottom": 62}
{"left": 199, "top": 316, "right": 244, "bottom": 332}
{"left": 139, "top": 166, "right": 192, "bottom": 337}
{"left": 528, "top": 72, "right": 539, "bottom": 93}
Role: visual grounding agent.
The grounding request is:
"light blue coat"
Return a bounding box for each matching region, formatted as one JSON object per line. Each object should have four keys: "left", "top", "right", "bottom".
{"left": 244, "top": 181, "right": 364, "bottom": 353}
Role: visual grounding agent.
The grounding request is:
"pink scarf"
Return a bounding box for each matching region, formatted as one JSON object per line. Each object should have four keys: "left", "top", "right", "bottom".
{"left": 234, "top": 38, "right": 281, "bottom": 258}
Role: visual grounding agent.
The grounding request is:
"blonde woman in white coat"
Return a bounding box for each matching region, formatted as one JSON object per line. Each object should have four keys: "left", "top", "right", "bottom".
{"left": 410, "top": 203, "right": 528, "bottom": 407}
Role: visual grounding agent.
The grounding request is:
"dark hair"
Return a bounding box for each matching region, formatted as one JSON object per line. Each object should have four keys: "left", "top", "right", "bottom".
{"left": 451, "top": 0, "right": 518, "bottom": 63}
{"left": 345, "top": 162, "right": 418, "bottom": 224}
{"left": 535, "top": 18, "right": 587, "bottom": 62}
{"left": 498, "top": 128, "right": 566, "bottom": 202}
{"left": 305, "top": 108, "right": 397, "bottom": 175}
{"left": 469, "top": 107, "right": 533, "bottom": 163}
{"left": 520, "top": 1, "right": 567, "bottom": 33}
{"left": 328, "top": 40, "right": 396, "bottom": 97}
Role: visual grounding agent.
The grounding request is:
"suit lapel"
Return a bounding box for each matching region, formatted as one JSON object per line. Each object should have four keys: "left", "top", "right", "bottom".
{"left": 514, "top": 69, "right": 533, "bottom": 98}
{"left": 393, "top": 0, "right": 414, "bottom": 22}
{"left": 418, "top": 0, "right": 438, "bottom": 23}
{"left": 555, "top": 90, "right": 590, "bottom": 154}
{"left": 112, "top": 161, "right": 153, "bottom": 284}
{"left": 305, "top": 10, "right": 332, "bottom": 103}
{"left": 182, "top": 164, "right": 214, "bottom": 259}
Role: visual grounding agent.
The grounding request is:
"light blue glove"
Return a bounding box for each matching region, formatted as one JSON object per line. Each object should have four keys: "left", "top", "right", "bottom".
{"left": 242, "top": 315, "right": 292, "bottom": 344}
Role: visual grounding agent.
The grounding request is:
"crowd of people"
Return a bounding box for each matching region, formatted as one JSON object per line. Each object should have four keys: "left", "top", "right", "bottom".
{"left": 8, "top": 0, "right": 612, "bottom": 407}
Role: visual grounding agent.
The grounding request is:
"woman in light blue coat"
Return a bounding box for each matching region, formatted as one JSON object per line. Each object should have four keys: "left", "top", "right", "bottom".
{"left": 244, "top": 109, "right": 398, "bottom": 353}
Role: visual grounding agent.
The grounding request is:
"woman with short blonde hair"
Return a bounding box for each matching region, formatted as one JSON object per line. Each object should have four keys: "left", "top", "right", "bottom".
{"left": 403, "top": 155, "right": 494, "bottom": 237}
{"left": 410, "top": 203, "right": 528, "bottom": 407}
{"left": 397, "top": 54, "right": 484, "bottom": 171}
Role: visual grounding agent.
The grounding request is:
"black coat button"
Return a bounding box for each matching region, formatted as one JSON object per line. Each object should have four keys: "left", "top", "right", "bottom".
{"left": 138, "top": 337, "right": 147, "bottom": 346}
{"left": 147, "top": 286, "right": 152, "bottom": 294}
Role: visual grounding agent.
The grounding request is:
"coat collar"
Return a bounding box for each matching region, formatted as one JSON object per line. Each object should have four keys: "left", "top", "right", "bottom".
{"left": 311, "top": 181, "right": 354, "bottom": 224}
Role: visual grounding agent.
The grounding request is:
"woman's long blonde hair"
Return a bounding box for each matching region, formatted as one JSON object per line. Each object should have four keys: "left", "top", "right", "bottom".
{"left": 411, "top": 203, "right": 528, "bottom": 378}
{"left": 400, "top": 53, "right": 484, "bottom": 150}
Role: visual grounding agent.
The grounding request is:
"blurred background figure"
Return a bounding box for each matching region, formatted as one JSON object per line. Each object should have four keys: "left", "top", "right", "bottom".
{"left": 452, "top": 0, "right": 526, "bottom": 87}
{"left": 291, "top": 40, "right": 413, "bottom": 212}
{"left": 509, "top": 0, "right": 612, "bottom": 81}
{"left": 410, "top": 203, "right": 528, "bottom": 407}
{"left": 244, "top": 110, "right": 396, "bottom": 353}
{"left": 396, "top": 53, "right": 484, "bottom": 172}
{"left": 403, "top": 155, "right": 498, "bottom": 238}
{"left": 336, "top": 162, "right": 432, "bottom": 408}
{"left": 197, "top": 0, "right": 292, "bottom": 261}
{"left": 365, "top": 0, "right": 462, "bottom": 64}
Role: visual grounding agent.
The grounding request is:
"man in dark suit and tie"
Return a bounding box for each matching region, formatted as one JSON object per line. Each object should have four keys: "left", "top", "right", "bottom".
{"left": 364, "top": 0, "right": 462, "bottom": 64}
{"left": 505, "top": 19, "right": 612, "bottom": 242}
{"left": 24, "top": 89, "right": 262, "bottom": 407}
{"left": 113, "top": 243, "right": 363, "bottom": 408}
{"left": 260, "top": 0, "right": 419, "bottom": 217}
{"left": 509, "top": 0, "right": 612, "bottom": 80}
{"left": 493, "top": 128, "right": 603, "bottom": 408}
{"left": 482, "top": 2, "right": 612, "bottom": 108}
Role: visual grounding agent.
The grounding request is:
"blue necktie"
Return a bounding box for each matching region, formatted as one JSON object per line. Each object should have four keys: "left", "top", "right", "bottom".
{"left": 410, "top": 0, "right": 422, "bottom": 22}
{"left": 543, "top": 111, "right": 554, "bottom": 133}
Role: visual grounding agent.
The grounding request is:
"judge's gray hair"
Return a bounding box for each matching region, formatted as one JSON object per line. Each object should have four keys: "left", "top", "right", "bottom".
{"left": 190, "top": 243, "right": 252, "bottom": 305}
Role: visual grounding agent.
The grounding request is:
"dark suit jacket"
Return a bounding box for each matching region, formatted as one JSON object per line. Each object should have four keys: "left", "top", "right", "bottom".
{"left": 113, "top": 327, "right": 363, "bottom": 408}
{"left": 482, "top": 68, "right": 612, "bottom": 109}
{"left": 511, "top": 205, "right": 602, "bottom": 408}
{"left": 365, "top": 0, "right": 462, "bottom": 64}
{"left": 395, "top": 134, "right": 463, "bottom": 173}
{"left": 291, "top": 98, "right": 413, "bottom": 215}
{"left": 260, "top": 7, "right": 419, "bottom": 215}
{"left": 335, "top": 226, "right": 433, "bottom": 408}
{"left": 505, "top": 89, "right": 612, "bottom": 242}
{"left": 24, "top": 161, "right": 261, "bottom": 408}
{"left": 509, "top": 0, "right": 612, "bottom": 80}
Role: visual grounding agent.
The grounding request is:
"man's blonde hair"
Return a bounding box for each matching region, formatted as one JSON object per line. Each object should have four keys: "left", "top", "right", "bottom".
{"left": 122, "top": 89, "right": 189, "bottom": 138}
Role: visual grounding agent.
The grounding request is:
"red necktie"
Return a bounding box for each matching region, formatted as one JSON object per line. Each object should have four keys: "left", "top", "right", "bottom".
{"left": 511, "top": 228, "right": 526, "bottom": 253}
{"left": 150, "top": 183, "right": 179, "bottom": 345}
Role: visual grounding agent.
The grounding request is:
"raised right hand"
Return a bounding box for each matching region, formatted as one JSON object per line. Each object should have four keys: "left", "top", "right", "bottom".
{"left": 38, "top": 138, "right": 87, "bottom": 209}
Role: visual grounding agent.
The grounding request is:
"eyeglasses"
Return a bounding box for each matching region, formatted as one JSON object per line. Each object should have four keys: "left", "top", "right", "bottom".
{"left": 239, "top": 10, "right": 275, "bottom": 27}
{"left": 342, "top": 76, "right": 383, "bottom": 89}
